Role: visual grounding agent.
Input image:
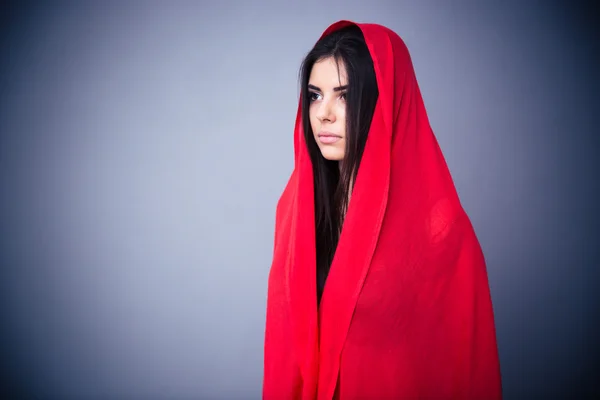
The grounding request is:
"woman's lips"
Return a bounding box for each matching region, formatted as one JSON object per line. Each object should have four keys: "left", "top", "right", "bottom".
{"left": 318, "top": 133, "right": 342, "bottom": 144}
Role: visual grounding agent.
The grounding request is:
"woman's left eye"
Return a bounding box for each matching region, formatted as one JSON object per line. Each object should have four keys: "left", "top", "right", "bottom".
{"left": 339, "top": 92, "right": 347, "bottom": 101}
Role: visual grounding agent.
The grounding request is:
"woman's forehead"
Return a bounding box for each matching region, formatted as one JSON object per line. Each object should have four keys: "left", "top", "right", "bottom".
{"left": 309, "top": 57, "right": 348, "bottom": 88}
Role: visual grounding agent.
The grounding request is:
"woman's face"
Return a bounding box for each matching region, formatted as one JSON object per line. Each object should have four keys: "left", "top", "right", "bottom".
{"left": 308, "top": 57, "right": 348, "bottom": 161}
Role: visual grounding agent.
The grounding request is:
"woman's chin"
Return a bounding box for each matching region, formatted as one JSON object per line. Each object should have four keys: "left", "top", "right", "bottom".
{"left": 319, "top": 147, "right": 344, "bottom": 161}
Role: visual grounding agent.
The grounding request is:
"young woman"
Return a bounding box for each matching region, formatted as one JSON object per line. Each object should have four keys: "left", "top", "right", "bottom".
{"left": 263, "top": 20, "right": 502, "bottom": 399}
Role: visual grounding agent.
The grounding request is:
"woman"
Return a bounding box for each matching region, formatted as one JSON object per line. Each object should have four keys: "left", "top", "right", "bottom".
{"left": 263, "top": 20, "right": 502, "bottom": 399}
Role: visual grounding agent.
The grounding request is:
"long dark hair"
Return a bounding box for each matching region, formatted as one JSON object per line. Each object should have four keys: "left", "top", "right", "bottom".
{"left": 299, "top": 25, "right": 379, "bottom": 304}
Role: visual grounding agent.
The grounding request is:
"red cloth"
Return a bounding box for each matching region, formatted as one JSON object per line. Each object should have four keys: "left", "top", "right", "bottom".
{"left": 263, "top": 20, "right": 502, "bottom": 399}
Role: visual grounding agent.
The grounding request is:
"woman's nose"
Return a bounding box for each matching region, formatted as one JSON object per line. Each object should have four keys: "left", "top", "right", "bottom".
{"left": 317, "top": 98, "right": 335, "bottom": 122}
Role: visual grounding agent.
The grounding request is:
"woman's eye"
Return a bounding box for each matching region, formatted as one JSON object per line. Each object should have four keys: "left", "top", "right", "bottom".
{"left": 339, "top": 92, "right": 347, "bottom": 101}
{"left": 309, "top": 92, "right": 321, "bottom": 102}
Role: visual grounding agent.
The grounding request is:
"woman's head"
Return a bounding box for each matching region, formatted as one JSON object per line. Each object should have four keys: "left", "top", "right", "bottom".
{"left": 306, "top": 57, "right": 348, "bottom": 161}
{"left": 300, "top": 24, "right": 379, "bottom": 168}
{"left": 299, "top": 24, "right": 379, "bottom": 301}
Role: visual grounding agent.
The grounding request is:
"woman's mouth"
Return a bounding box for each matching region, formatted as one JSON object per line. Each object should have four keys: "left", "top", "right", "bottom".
{"left": 318, "top": 133, "right": 342, "bottom": 144}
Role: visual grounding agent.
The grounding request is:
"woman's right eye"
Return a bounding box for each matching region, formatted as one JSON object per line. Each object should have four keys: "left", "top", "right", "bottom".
{"left": 309, "top": 92, "right": 321, "bottom": 102}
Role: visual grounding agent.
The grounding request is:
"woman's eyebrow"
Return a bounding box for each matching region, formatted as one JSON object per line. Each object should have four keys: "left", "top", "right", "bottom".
{"left": 308, "top": 84, "right": 348, "bottom": 92}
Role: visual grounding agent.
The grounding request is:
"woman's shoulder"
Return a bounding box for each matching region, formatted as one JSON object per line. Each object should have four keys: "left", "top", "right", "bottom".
{"left": 426, "top": 197, "right": 464, "bottom": 245}
{"left": 274, "top": 169, "right": 298, "bottom": 221}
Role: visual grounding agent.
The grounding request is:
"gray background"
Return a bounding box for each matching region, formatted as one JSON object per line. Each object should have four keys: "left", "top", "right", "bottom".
{"left": 1, "top": 1, "right": 598, "bottom": 398}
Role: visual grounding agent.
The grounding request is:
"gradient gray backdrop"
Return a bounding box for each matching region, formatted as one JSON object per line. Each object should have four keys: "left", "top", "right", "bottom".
{"left": 1, "top": 1, "right": 598, "bottom": 398}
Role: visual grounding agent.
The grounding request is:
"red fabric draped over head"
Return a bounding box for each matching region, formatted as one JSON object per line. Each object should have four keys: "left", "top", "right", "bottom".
{"left": 263, "top": 20, "right": 502, "bottom": 399}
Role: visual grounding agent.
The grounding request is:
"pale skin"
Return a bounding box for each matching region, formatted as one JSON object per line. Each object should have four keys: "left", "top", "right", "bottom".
{"left": 308, "top": 56, "right": 348, "bottom": 165}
